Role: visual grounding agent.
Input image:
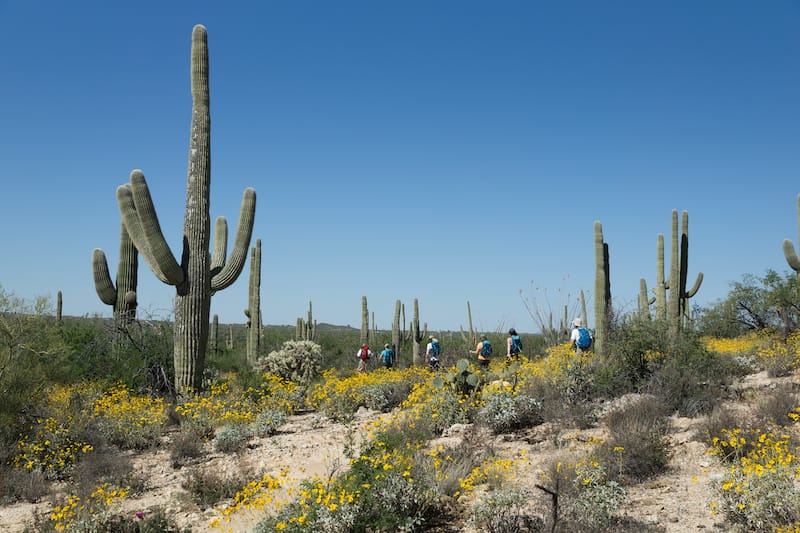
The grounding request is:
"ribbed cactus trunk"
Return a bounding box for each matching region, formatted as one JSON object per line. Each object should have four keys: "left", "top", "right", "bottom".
{"left": 392, "top": 299, "right": 402, "bottom": 367}
{"left": 593, "top": 221, "right": 609, "bottom": 355}
{"left": 638, "top": 279, "right": 652, "bottom": 319}
{"left": 93, "top": 222, "right": 139, "bottom": 325}
{"left": 116, "top": 26, "right": 255, "bottom": 392}
{"left": 409, "top": 298, "right": 426, "bottom": 366}
{"left": 360, "top": 296, "right": 369, "bottom": 346}
{"left": 56, "top": 290, "right": 62, "bottom": 322}
{"left": 245, "top": 239, "right": 262, "bottom": 367}
{"left": 655, "top": 233, "right": 667, "bottom": 320}
{"left": 668, "top": 210, "right": 703, "bottom": 339}
{"left": 459, "top": 301, "right": 477, "bottom": 347}
{"left": 210, "top": 314, "right": 219, "bottom": 353}
{"left": 580, "top": 289, "right": 587, "bottom": 328}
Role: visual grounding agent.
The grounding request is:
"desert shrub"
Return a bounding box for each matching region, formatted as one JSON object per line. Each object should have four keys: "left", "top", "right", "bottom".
{"left": 693, "top": 405, "right": 745, "bottom": 446}
{"left": 600, "top": 395, "right": 670, "bottom": 482}
{"left": 605, "top": 317, "right": 671, "bottom": 393}
{"left": 72, "top": 445, "right": 146, "bottom": 497}
{"left": 711, "top": 428, "right": 800, "bottom": 532}
{"left": 183, "top": 465, "right": 252, "bottom": 508}
{"left": 752, "top": 384, "right": 800, "bottom": 428}
{"left": 537, "top": 455, "right": 629, "bottom": 532}
{"left": 468, "top": 487, "right": 541, "bottom": 533}
{"left": 212, "top": 424, "right": 250, "bottom": 453}
{"left": 360, "top": 380, "right": 414, "bottom": 412}
{"left": 250, "top": 408, "right": 286, "bottom": 437}
{"left": 90, "top": 382, "right": 168, "bottom": 449}
{"left": 477, "top": 391, "right": 542, "bottom": 434}
{"left": 0, "top": 464, "right": 50, "bottom": 504}
{"left": 46, "top": 482, "right": 129, "bottom": 532}
{"left": 11, "top": 416, "right": 94, "bottom": 481}
{"left": 256, "top": 340, "right": 324, "bottom": 386}
{"left": 170, "top": 430, "right": 205, "bottom": 468}
{"left": 426, "top": 435, "right": 491, "bottom": 497}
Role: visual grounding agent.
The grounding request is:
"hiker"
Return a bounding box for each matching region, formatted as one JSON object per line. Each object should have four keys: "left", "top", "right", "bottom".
{"left": 470, "top": 335, "right": 492, "bottom": 368}
{"left": 426, "top": 335, "right": 441, "bottom": 370}
{"left": 356, "top": 344, "right": 373, "bottom": 372}
{"left": 570, "top": 318, "right": 593, "bottom": 354}
{"left": 506, "top": 328, "right": 523, "bottom": 361}
{"left": 380, "top": 343, "right": 395, "bottom": 369}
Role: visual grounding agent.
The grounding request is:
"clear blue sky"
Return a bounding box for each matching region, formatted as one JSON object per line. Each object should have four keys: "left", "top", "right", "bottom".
{"left": 1, "top": 1, "right": 798, "bottom": 333}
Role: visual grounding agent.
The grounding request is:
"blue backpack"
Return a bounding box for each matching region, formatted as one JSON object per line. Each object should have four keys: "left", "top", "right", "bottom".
{"left": 480, "top": 340, "right": 493, "bottom": 357}
{"left": 510, "top": 335, "right": 522, "bottom": 355}
{"left": 382, "top": 349, "right": 394, "bottom": 365}
{"left": 577, "top": 328, "right": 592, "bottom": 349}
{"left": 430, "top": 339, "right": 441, "bottom": 357}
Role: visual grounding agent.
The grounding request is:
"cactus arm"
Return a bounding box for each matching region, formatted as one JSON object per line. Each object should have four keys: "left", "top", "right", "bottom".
{"left": 92, "top": 248, "right": 117, "bottom": 305}
{"left": 210, "top": 216, "right": 228, "bottom": 276}
{"left": 686, "top": 272, "right": 703, "bottom": 298}
{"left": 784, "top": 239, "right": 800, "bottom": 272}
{"left": 211, "top": 187, "right": 257, "bottom": 291}
{"left": 117, "top": 172, "right": 184, "bottom": 286}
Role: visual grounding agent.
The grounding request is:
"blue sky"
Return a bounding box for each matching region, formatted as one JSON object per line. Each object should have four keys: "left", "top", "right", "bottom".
{"left": 1, "top": 1, "right": 798, "bottom": 333}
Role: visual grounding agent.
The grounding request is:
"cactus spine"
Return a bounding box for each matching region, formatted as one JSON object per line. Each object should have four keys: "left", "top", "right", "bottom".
{"left": 782, "top": 194, "right": 800, "bottom": 280}
{"left": 93, "top": 222, "right": 138, "bottom": 324}
{"left": 594, "top": 221, "right": 610, "bottom": 355}
{"left": 245, "top": 239, "right": 262, "bottom": 367}
{"left": 116, "top": 26, "right": 256, "bottom": 391}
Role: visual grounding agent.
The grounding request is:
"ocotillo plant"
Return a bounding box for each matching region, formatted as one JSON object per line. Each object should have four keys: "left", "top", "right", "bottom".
{"left": 594, "top": 221, "right": 610, "bottom": 355}
{"left": 667, "top": 210, "right": 703, "bottom": 338}
{"left": 407, "top": 298, "right": 427, "bottom": 366}
{"left": 783, "top": 194, "right": 800, "bottom": 280}
{"left": 116, "top": 26, "right": 256, "bottom": 392}
{"left": 93, "top": 222, "right": 139, "bottom": 324}
{"left": 245, "top": 239, "right": 262, "bottom": 367}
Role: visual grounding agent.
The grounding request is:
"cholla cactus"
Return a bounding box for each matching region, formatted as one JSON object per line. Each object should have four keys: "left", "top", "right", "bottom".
{"left": 257, "top": 340, "right": 323, "bottom": 386}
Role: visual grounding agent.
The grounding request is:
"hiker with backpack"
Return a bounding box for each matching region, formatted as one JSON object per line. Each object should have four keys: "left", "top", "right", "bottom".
{"left": 570, "top": 318, "right": 593, "bottom": 354}
{"left": 356, "top": 344, "right": 373, "bottom": 372}
{"left": 380, "top": 343, "right": 395, "bottom": 369}
{"left": 470, "top": 335, "right": 492, "bottom": 368}
{"left": 506, "top": 328, "right": 523, "bottom": 361}
{"left": 426, "top": 336, "right": 441, "bottom": 370}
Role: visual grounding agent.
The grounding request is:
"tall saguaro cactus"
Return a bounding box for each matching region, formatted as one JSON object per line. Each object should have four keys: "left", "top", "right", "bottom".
{"left": 93, "top": 222, "right": 139, "bottom": 324}
{"left": 360, "top": 296, "right": 369, "bottom": 346}
{"left": 459, "top": 301, "right": 478, "bottom": 347}
{"left": 783, "top": 194, "right": 800, "bottom": 280}
{"left": 654, "top": 233, "right": 667, "bottom": 320}
{"left": 407, "top": 298, "right": 427, "bottom": 366}
{"left": 667, "top": 210, "right": 703, "bottom": 338}
{"left": 297, "top": 301, "right": 316, "bottom": 341}
{"left": 116, "top": 25, "right": 256, "bottom": 392}
{"left": 245, "top": 239, "right": 262, "bottom": 367}
{"left": 392, "top": 299, "right": 403, "bottom": 366}
{"left": 594, "top": 221, "right": 610, "bottom": 355}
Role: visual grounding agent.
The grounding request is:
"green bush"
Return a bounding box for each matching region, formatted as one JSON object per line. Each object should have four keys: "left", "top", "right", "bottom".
{"left": 211, "top": 425, "right": 250, "bottom": 453}
{"left": 476, "top": 391, "right": 542, "bottom": 434}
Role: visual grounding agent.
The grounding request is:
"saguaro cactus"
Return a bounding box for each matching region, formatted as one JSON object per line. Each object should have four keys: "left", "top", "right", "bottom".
{"left": 296, "top": 301, "right": 317, "bottom": 341}
{"left": 594, "top": 221, "right": 610, "bottom": 355}
{"left": 360, "top": 296, "right": 369, "bottom": 346}
{"left": 783, "top": 194, "right": 800, "bottom": 280}
{"left": 392, "top": 299, "right": 403, "bottom": 366}
{"left": 407, "top": 298, "right": 427, "bottom": 366}
{"left": 654, "top": 233, "right": 667, "bottom": 320}
{"left": 92, "top": 222, "right": 138, "bottom": 324}
{"left": 667, "top": 210, "right": 703, "bottom": 338}
{"left": 459, "top": 301, "right": 478, "bottom": 347}
{"left": 56, "top": 290, "right": 63, "bottom": 322}
{"left": 210, "top": 314, "right": 219, "bottom": 353}
{"left": 245, "top": 239, "right": 262, "bottom": 367}
{"left": 638, "top": 279, "right": 654, "bottom": 319}
{"left": 116, "top": 25, "right": 256, "bottom": 391}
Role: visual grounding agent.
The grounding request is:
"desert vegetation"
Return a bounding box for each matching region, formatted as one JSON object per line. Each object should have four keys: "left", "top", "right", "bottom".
{"left": 1, "top": 266, "right": 800, "bottom": 532}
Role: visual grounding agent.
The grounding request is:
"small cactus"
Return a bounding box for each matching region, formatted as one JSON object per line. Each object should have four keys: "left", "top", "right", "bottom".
{"left": 434, "top": 358, "right": 482, "bottom": 396}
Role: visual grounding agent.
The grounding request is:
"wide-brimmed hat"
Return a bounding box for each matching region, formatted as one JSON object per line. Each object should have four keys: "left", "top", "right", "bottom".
{"left": 572, "top": 318, "right": 583, "bottom": 327}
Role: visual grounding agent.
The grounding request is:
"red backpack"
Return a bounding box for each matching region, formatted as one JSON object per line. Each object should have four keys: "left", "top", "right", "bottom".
{"left": 360, "top": 345, "right": 369, "bottom": 360}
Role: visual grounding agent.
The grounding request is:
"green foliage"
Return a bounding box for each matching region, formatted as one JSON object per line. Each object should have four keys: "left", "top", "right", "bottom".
{"left": 251, "top": 408, "right": 286, "bottom": 437}
{"left": 476, "top": 391, "right": 542, "bottom": 434}
{"left": 212, "top": 424, "right": 250, "bottom": 453}
{"left": 257, "top": 340, "right": 323, "bottom": 386}
{"left": 468, "top": 487, "right": 540, "bottom": 533}
{"left": 436, "top": 358, "right": 482, "bottom": 396}
{"left": 698, "top": 269, "right": 800, "bottom": 338}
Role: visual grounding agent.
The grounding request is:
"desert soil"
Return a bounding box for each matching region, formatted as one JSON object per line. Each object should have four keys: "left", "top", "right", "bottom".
{"left": 0, "top": 369, "right": 795, "bottom": 533}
